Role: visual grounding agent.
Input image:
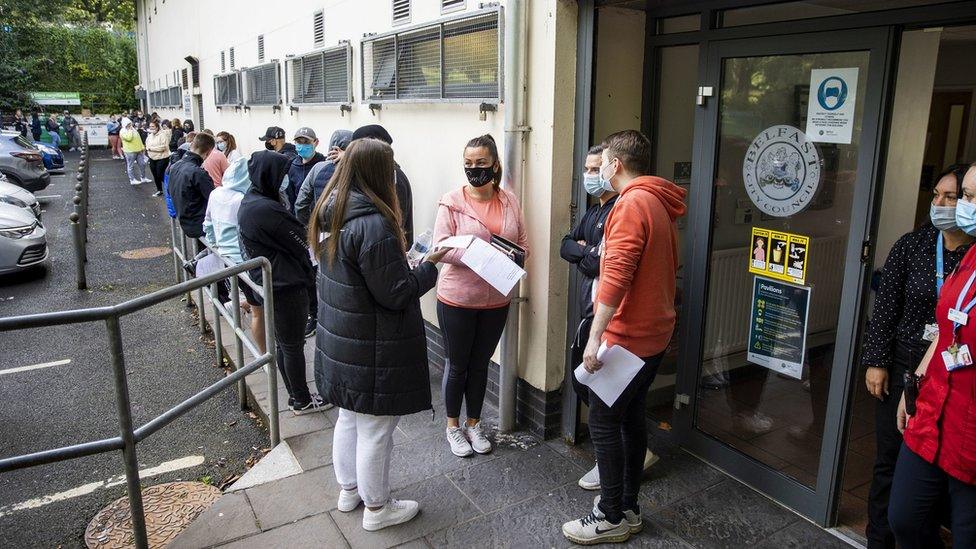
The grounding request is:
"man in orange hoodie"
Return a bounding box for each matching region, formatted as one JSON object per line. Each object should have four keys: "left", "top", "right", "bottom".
{"left": 562, "top": 130, "right": 687, "bottom": 545}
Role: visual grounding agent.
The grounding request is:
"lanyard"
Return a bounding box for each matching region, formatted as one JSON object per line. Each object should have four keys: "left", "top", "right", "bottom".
{"left": 936, "top": 232, "right": 945, "bottom": 295}
{"left": 951, "top": 268, "right": 976, "bottom": 337}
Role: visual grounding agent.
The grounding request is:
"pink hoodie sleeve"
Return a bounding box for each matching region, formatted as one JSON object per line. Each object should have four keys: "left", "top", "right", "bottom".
{"left": 514, "top": 196, "right": 529, "bottom": 259}
{"left": 433, "top": 202, "right": 466, "bottom": 266}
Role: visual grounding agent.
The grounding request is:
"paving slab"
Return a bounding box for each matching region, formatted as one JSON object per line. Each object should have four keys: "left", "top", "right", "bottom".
{"left": 245, "top": 465, "right": 340, "bottom": 530}
{"left": 169, "top": 491, "right": 260, "bottom": 549}
{"left": 217, "top": 511, "right": 349, "bottom": 549}
{"left": 287, "top": 428, "right": 335, "bottom": 471}
{"left": 227, "top": 440, "right": 302, "bottom": 493}
{"left": 425, "top": 493, "right": 571, "bottom": 549}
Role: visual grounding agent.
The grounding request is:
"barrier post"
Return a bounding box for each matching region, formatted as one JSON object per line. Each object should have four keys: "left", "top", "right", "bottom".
{"left": 69, "top": 212, "right": 87, "bottom": 290}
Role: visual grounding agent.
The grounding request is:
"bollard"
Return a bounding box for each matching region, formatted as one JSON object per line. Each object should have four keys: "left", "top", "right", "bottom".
{"left": 69, "top": 212, "right": 87, "bottom": 290}
{"left": 72, "top": 195, "right": 87, "bottom": 263}
{"left": 75, "top": 180, "right": 87, "bottom": 242}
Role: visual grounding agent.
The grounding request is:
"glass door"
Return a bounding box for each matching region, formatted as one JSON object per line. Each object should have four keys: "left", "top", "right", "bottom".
{"left": 674, "top": 28, "right": 891, "bottom": 525}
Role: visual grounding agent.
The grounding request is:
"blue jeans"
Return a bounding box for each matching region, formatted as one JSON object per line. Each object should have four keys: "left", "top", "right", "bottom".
{"left": 888, "top": 444, "right": 976, "bottom": 549}
{"left": 49, "top": 131, "right": 60, "bottom": 149}
{"left": 588, "top": 352, "right": 663, "bottom": 523}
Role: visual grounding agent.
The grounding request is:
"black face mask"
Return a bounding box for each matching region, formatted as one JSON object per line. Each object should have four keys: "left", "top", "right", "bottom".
{"left": 265, "top": 141, "right": 275, "bottom": 151}
{"left": 465, "top": 166, "right": 495, "bottom": 188}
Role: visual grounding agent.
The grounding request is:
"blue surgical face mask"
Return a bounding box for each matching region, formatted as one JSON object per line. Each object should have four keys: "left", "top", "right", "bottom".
{"left": 583, "top": 174, "right": 604, "bottom": 197}
{"left": 931, "top": 203, "right": 958, "bottom": 231}
{"left": 956, "top": 199, "right": 976, "bottom": 235}
{"left": 295, "top": 143, "right": 315, "bottom": 160}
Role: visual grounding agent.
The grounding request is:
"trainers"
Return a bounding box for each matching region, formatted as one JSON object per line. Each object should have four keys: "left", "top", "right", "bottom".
{"left": 465, "top": 421, "right": 492, "bottom": 454}
{"left": 733, "top": 411, "right": 774, "bottom": 434}
{"left": 594, "top": 495, "right": 642, "bottom": 534}
{"left": 152, "top": 191, "right": 163, "bottom": 197}
{"left": 447, "top": 426, "right": 473, "bottom": 457}
{"left": 129, "top": 179, "right": 140, "bottom": 185}
{"left": 337, "top": 488, "right": 362, "bottom": 512}
{"left": 578, "top": 449, "right": 660, "bottom": 490}
{"left": 362, "top": 498, "right": 420, "bottom": 531}
{"left": 291, "top": 394, "right": 333, "bottom": 415}
{"left": 142, "top": 177, "right": 153, "bottom": 183}
{"left": 304, "top": 316, "right": 316, "bottom": 339}
{"left": 561, "top": 506, "right": 630, "bottom": 545}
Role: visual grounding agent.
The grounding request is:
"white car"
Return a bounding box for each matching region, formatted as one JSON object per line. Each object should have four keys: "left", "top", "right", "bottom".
{"left": 0, "top": 172, "right": 41, "bottom": 219}
{"left": 0, "top": 201, "right": 47, "bottom": 275}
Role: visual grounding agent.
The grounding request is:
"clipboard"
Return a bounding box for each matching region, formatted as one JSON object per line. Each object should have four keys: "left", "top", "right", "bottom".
{"left": 490, "top": 234, "right": 526, "bottom": 268}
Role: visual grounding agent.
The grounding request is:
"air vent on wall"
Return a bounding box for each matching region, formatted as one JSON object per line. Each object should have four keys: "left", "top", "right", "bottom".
{"left": 221, "top": 51, "right": 226, "bottom": 72}
{"left": 230, "top": 47, "right": 236, "bottom": 69}
{"left": 392, "top": 0, "right": 411, "bottom": 25}
{"left": 313, "top": 10, "right": 324, "bottom": 47}
{"left": 441, "top": 0, "right": 465, "bottom": 13}
{"left": 258, "top": 35, "right": 265, "bottom": 63}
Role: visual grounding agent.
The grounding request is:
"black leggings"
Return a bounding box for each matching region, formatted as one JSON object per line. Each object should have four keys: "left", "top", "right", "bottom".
{"left": 437, "top": 301, "right": 509, "bottom": 420}
{"left": 148, "top": 157, "right": 169, "bottom": 193}
{"left": 273, "top": 287, "right": 312, "bottom": 404}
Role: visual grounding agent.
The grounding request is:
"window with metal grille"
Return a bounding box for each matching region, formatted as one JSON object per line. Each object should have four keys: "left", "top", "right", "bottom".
{"left": 168, "top": 86, "right": 181, "bottom": 106}
{"left": 287, "top": 44, "right": 352, "bottom": 105}
{"left": 441, "top": 0, "right": 465, "bottom": 14}
{"left": 313, "top": 10, "right": 325, "bottom": 47}
{"left": 245, "top": 62, "right": 281, "bottom": 106}
{"left": 362, "top": 7, "right": 501, "bottom": 102}
{"left": 214, "top": 72, "right": 242, "bottom": 106}
{"left": 392, "top": 0, "right": 411, "bottom": 25}
{"left": 181, "top": 69, "right": 188, "bottom": 89}
{"left": 191, "top": 63, "right": 200, "bottom": 87}
{"left": 221, "top": 51, "right": 226, "bottom": 72}
{"left": 258, "top": 35, "right": 265, "bottom": 63}
{"left": 229, "top": 47, "right": 236, "bottom": 70}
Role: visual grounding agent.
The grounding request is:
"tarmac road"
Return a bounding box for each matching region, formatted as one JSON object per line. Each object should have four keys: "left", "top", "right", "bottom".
{"left": 0, "top": 150, "right": 266, "bottom": 548}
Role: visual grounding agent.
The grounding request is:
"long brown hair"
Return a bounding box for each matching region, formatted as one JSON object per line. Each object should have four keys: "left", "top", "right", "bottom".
{"left": 465, "top": 134, "right": 502, "bottom": 190}
{"left": 308, "top": 138, "right": 404, "bottom": 265}
{"left": 216, "top": 131, "right": 238, "bottom": 158}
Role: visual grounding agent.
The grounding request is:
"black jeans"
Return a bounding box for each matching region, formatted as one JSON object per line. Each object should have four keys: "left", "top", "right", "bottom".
{"left": 148, "top": 157, "right": 169, "bottom": 193}
{"left": 889, "top": 444, "right": 976, "bottom": 549}
{"left": 437, "top": 301, "right": 509, "bottom": 420}
{"left": 866, "top": 341, "right": 919, "bottom": 549}
{"left": 589, "top": 352, "right": 663, "bottom": 524}
{"left": 273, "top": 287, "right": 312, "bottom": 404}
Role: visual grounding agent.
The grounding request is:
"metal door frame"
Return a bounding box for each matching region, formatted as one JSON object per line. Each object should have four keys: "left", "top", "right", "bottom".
{"left": 672, "top": 26, "right": 895, "bottom": 525}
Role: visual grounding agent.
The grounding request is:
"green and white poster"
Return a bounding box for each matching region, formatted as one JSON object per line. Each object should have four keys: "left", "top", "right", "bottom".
{"left": 31, "top": 92, "right": 81, "bottom": 106}
{"left": 747, "top": 276, "right": 810, "bottom": 380}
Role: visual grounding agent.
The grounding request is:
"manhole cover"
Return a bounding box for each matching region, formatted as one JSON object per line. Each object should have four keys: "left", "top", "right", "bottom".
{"left": 85, "top": 481, "right": 220, "bottom": 549}
{"left": 119, "top": 247, "right": 171, "bottom": 260}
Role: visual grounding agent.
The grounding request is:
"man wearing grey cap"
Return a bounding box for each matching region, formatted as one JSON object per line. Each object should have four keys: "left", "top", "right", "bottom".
{"left": 287, "top": 127, "right": 328, "bottom": 338}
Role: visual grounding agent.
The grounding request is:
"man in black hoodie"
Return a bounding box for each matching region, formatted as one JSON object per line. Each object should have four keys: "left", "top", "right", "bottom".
{"left": 169, "top": 133, "right": 216, "bottom": 238}
{"left": 238, "top": 150, "right": 327, "bottom": 415}
{"left": 351, "top": 124, "right": 414, "bottom": 246}
{"left": 259, "top": 126, "right": 298, "bottom": 162}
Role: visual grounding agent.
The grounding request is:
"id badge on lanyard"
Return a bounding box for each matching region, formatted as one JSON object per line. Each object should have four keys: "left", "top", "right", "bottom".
{"left": 925, "top": 233, "right": 946, "bottom": 343}
{"left": 944, "top": 265, "right": 976, "bottom": 371}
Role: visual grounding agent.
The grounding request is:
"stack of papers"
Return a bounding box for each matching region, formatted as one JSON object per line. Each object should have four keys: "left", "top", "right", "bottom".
{"left": 435, "top": 235, "right": 527, "bottom": 296}
{"left": 574, "top": 342, "right": 645, "bottom": 407}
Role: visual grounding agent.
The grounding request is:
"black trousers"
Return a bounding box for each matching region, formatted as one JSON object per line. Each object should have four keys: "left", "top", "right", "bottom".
{"left": 148, "top": 157, "right": 169, "bottom": 193}
{"left": 866, "top": 341, "right": 919, "bottom": 549}
{"left": 889, "top": 444, "right": 976, "bottom": 549}
{"left": 589, "top": 352, "right": 663, "bottom": 524}
{"left": 273, "top": 287, "right": 312, "bottom": 404}
{"left": 437, "top": 301, "right": 509, "bottom": 420}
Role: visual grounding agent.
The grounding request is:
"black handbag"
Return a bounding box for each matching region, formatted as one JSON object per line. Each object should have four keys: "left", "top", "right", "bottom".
{"left": 489, "top": 234, "right": 526, "bottom": 268}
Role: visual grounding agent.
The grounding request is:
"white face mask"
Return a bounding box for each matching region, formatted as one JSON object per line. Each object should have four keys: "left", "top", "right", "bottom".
{"left": 598, "top": 158, "right": 617, "bottom": 192}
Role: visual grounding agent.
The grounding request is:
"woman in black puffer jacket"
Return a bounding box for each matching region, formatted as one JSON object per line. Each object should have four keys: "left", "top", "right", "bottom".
{"left": 308, "top": 137, "right": 446, "bottom": 532}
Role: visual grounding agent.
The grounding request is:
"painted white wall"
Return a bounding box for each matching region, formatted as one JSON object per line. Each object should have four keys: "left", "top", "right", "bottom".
{"left": 136, "top": 0, "right": 579, "bottom": 392}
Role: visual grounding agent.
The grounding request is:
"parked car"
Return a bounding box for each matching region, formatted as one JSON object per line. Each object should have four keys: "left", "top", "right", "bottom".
{"left": 35, "top": 141, "right": 65, "bottom": 173}
{"left": 0, "top": 173, "right": 41, "bottom": 219}
{"left": 0, "top": 202, "right": 47, "bottom": 275}
{"left": 0, "top": 132, "right": 50, "bottom": 192}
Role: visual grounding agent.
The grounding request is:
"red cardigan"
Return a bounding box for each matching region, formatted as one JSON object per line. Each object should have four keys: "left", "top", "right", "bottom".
{"left": 905, "top": 245, "right": 976, "bottom": 484}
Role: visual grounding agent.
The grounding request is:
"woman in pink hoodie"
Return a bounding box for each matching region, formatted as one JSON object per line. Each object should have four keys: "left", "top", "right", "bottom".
{"left": 433, "top": 134, "right": 529, "bottom": 458}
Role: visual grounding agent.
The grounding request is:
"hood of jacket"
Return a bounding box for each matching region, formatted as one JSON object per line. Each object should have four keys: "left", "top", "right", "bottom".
{"left": 221, "top": 157, "right": 251, "bottom": 194}
{"left": 329, "top": 129, "right": 353, "bottom": 150}
{"left": 121, "top": 117, "right": 132, "bottom": 129}
{"left": 622, "top": 176, "right": 687, "bottom": 221}
{"left": 247, "top": 150, "right": 291, "bottom": 199}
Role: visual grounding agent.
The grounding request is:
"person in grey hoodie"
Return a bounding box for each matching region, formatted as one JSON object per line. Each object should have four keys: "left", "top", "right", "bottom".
{"left": 295, "top": 129, "right": 353, "bottom": 226}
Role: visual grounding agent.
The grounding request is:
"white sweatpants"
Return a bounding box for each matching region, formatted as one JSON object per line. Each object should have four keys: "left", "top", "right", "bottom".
{"left": 332, "top": 407, "right": 400, "bottom": 507}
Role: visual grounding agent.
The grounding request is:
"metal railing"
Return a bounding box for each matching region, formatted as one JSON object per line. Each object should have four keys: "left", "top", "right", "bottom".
{"left": 70, "top": 131, "right": 91, "bottom": 289}
{"left": 0, "top": 256, "right": 280, "bottom": 549}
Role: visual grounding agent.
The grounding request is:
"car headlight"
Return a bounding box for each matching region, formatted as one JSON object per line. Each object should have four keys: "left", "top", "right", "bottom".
{"left": 0, "top": 221, "right": 37, "bottom": 239}
{"left": 0, "top": 195, "right": 29, "bottom": 209}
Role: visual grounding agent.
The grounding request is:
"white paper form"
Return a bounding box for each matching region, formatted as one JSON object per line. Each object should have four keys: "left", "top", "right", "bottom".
{"left": 574, "top": 342, "right": 645, "bottom": 407}
{"left": 460, "top": 237, "right": 527, "bottom": 296}
{"left": 434, "top": 235, "right": 475, "bottom": 250}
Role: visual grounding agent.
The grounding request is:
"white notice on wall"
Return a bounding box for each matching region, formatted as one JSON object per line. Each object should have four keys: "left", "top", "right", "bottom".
{"left": 805, "top": 67, "right": 858, "bottom": 144}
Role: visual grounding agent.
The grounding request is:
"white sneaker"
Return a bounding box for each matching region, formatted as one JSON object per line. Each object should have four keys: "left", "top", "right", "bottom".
{"left": 594, "top": 495, "right": 642, "bottom": 534}
{"left": 142, "top": 177, "right": 153, "bottom": 183}
{"left": 447, "top": 426, "right": 473, "bottom": 457}
{"left": 561, "top": 506, "right": 630, "bottom": 545}
{"left": 129, "top": 179, "right": 140, "bottom": 185}
{"left": 362, "top": 498, "right": 419, "bottom": 531}
{"left": 337, "top": 488, "right": 362, "bottom": 512}
{"left": 733, "top": 411, "right": 774, "bottom": 434}
{"left": 578, "top": 449, "right": 660, "bottom": 490}
{"left": 465, "top": 422, "right": 492, "bottom": 454}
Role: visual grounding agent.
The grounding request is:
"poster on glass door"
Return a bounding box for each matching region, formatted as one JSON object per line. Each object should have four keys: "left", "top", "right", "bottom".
{"left": 805, "top": 67, "right": 858, "bottom": 144}
{"left": 747, "top": 277, "right": 810, "bottom": 380}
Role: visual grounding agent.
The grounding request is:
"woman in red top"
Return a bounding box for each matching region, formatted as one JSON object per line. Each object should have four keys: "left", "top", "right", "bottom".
{"left": 891, "top": 163, "right": 976, "bottom": 549}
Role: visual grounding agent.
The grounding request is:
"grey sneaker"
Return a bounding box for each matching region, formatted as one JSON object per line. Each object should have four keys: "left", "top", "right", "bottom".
{"left": 561, "top": 506, "right": 630, "bottom": 545}
{"left": 594, "top": 495, "right": 642, "bottom": 533}
{"left": 465, "top": 421, "right": 492, "bottom": 454}
{"left": 447, "top": 426, "right": 473, "bottom": 457}
{"left": 578, "top": 450, "right": 660, "bottom": 490}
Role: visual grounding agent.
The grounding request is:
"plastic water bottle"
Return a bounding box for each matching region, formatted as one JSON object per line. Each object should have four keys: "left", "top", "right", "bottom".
{"left": 407, "top": 229, "right": 433, "bottom": 268}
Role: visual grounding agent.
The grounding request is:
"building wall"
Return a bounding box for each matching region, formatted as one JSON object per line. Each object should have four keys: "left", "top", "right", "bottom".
{"left": 135, "top": 0, "right": 578, "bottom": 395}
